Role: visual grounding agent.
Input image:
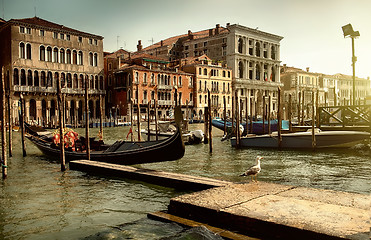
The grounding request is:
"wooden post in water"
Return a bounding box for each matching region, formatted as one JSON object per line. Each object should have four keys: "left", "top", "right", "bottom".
{"left": 130, "top": 99, "right": 134, "bottom": 141}
{"left": 56, "top": 75, "right": 66, "bottom": 171}
{"left": 288, "top": 94, "right": 292, "bottom": 132}
{"left": 204, "top": 106, "right": 209, "bottom": 144}
{"left": 1, "top": 67, "right": 8, "bottom": 179}
{"left": 20, "top": 94, "right": 26, "bottom": 157}
{"left": 99, "top": 95, "right": 103, "bottom": 141}
{"left": 208, "top": 90, "right": 212, "bottom": 153}
{"left": 136, "top": 100, "right": 141, "bottom": 142}
{"left": 223, "top": 96, "right": 227, "bottom": 136}
{"left": 297, "top": 91, "right": 301, "bottom": 125}
{"left": 147, "top": 102, "right": 150, "bottom": 142}
{"left": 316, "top": 89, "right": 319, "bottom": 128}
{"left": 268, "top": 95, "right": 271, "bottom": 134}
{"left": 245, "top": 97, "right": 248, "bottom": 135}
{"left": 250, "top": 98, "right": 253, "bottom": 134}
{"left": 84, "top": 75, "right": 90, "bottom": 160}
{"left": 262, "top": 96, "right": 266, "bottom": 134}
{"left": 312, "top": 91, "right": 316, "bottom": 149}
{"left": 235, "top": 91, "right": 240, "bottom": 148}
{"left": 7, "top": 89, "right": 12, "bottom": 157}
{"left": 231, "top": 93, "right": 235, "bottom": 136}
{"left": 277, "top": 87, "right": 282, "bottom": 148}
{"left": 154, "top": 100, "right": 158, "bottom": 141}
{"left": 301, "top": 91, "right": 305, "bottom": 125}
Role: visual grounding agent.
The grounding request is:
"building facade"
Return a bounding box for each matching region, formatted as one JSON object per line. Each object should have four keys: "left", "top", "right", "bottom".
{"left": 181, "top": 55, "right": 232, "bottom": 119}
{"left": 0, "top": 17, "right": 105, "bottom": 126}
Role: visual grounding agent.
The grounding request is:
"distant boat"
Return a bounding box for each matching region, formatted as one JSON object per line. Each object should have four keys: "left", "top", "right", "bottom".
{"left": 212, "top": 117, "right": 289, "bottom": 135}
{"left": 231, "top": 130, "right": 370, "bottom": 149}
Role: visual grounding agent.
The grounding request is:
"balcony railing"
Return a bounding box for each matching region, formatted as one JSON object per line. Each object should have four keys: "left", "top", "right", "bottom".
{"left": 158, "top": 84, "right": 173, "bottom": 90}
{"left": 13, "top": 85, "right": 105, "bottom": 95}
{"left": 158, "top": 100, "right": 174, "bottom": 106}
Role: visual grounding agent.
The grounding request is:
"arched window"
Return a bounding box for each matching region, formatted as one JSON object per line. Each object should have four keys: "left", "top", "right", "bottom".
{"left": 95, "top": 76, "right": 98, "bottom": 89}
{"left": 27, "top": 70, "right": 32, "bottom": 86}
{"left": 79, "top": 74, "right": 83, "bottom": 89}
{"left": 20, "top": 69, "right": 26, "bottom": 86}
{"left": 53, "top": 47, "right": 58, "bottom": 62}
{"left": 67, "top": 73, "right": 72, "bottom": 88}
{"left": 47, "top": 71, "right": 53, "bottom": 87}
{"left": 73, "top": 74, "right": 78, "bottom": 88}
{"left": 40, "top": 71, "right": 46, "bottom": 87}
{"left": 238, "top": 38, "right": 243, "bottom": 54}
{"left": 179, "top": 76, "right": 182, "bottom": 86}
{"left": 46, "top": 46, "right": 52, "bottom": 62}
{"left": 173, "top": 76, "right": 176, "bottom": 86}
{"left": 66, "top": 49, "right": 71, "bottom": 64}
{"left": 26, "top": 43, "right": 31, "bottom": 59}
{"left": 13, "top": 68, "right": 19, "bottom": 85}
{"left": 271, "top": 67, "right": 276, "bottom": 82}
{"left": 90, "top": 75, "right": 94, "bottom": 89}
{"left": 34, "top": 71, "right": 39, "bottom": 86}
{"left": 100, "top": 76, "right": 104, "bottom": 90}
{"left": 61, "top": 73, "right": 65, "bottom": 88}
{"left": 39, "top": 46, "right": 45, "bottom": 61}
{"left": 19, "top": 42, "right": 25, "bottom": 58}
{"left": 78, "top": 51, "right": 83, "bottom": 65}
{"left": 255, "top": 64, "right": 260, "bottom": 80}
{"left": 72, "top": 50, "right": 77, "bottom": 64}
{"left": 60, "top": 48, "right": 65, "bottom": 63}
{"left": 203, "top": 68, "right": 207, "bottom": 75}
{"left": 255, "top": 42, "right": 261, "bottom": 57}
{"left": 89, "top": 52, "right": 93, "bottom": 66}
{"left": 94, "top": 53, "right": 98, "bottom": 66}
{"left": 238, "top": 61, "right": 244, "bottom": 78}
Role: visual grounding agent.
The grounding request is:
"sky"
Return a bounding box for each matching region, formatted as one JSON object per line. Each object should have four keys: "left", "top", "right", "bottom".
{"left": 2, "top": 0, "right": 371, "bottom": 79}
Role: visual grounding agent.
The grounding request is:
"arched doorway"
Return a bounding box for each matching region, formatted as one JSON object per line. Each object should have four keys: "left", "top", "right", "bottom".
{"left": 29, "top": 99, "right": 37, "bottom": 122}
{"left": 42, "top": 99, "right": 47, "bottom": 126}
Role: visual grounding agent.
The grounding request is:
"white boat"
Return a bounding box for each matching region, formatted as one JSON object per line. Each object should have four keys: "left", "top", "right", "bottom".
{"left": 231, "top": 130, "right": 370, "bottom": 149}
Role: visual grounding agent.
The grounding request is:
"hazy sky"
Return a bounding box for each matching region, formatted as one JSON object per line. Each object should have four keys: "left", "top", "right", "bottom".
{"left": 2, "top": 0, "right": 371, "bottom": 78}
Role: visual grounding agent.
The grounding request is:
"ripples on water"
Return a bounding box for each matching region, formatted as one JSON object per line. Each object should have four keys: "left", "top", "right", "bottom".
{"left": 1, "top": 124, "right": 370, "bottom": 239}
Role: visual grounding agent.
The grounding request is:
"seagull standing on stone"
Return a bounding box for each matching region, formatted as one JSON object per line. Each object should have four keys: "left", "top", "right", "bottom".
{"left": 240, "top": 156, "right": 263, "bottom": 182}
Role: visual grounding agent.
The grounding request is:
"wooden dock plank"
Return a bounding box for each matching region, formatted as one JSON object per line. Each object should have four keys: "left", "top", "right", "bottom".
{"left": 168, "top": 182, "right": 370, "bottom": 240}
{"left": 69, "top": 160, "right": 230, "bottom": 190}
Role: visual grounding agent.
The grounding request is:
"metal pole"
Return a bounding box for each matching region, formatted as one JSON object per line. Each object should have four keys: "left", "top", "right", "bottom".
{"left": 351, "top": 36, "right": 356, "bottom": 106}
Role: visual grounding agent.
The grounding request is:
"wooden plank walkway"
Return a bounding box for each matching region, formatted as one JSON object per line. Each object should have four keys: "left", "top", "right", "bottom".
{"left": 69, "top": 160, "right": 230, "bottom": 191}
{"left": 168, "top": 182, "right": 371, "bottom": 240}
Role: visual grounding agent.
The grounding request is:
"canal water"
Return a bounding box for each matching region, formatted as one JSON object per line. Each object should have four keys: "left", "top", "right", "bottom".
{"left": 1, "top": 124, "right": 370, "bottom": 239}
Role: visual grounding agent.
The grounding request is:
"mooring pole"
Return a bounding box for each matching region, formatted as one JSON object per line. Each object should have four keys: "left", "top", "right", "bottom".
{"left": 85, "top": 75, "right": 90, "bottom": 160}
{"left": 250, "top": 97, "right": 253, "bottom": 134}
{"left": 99, "top": 94, "right": 103, "bottom": 141}
{"left": 235, "top": 91, "right": 240, "bottom": 148}
{"left": 208, "top": 90, "right": 212, "bottom": 153}
{"left": 262, "top": 96, "right": 266, "bottom": 134}
{"left": 130, "top": 99, "right": 133, "bottom": 141}
{"left": 204, "top": 106, "right": 208, "bottom": 144}
{"left": 245, "top": 97, "right": 248, "bottom": 135}
{"left": 7, "top": 89, "right": 12, "bottom": 157}
{"left": 1, "top": 67, "right": 8, "bottom": 179}
{"left": 147, "top": 102, "right": 150, "bottom": 142}
{"left": 289, "top": 94, "right": 292, "bottom": 132}
{"left": 312, "top": 91, "right": 316, "bottom": 149}
{"left": 223, "top": 96, "right": 227, "bottom": 136}
{"left": 278, "top": 87, "right": 282, "bottom": 148}
{"left": 57, "top": 75, "right": 66, "bottom": 171}
{"left": 136, "top": 89, "right": 141, "bottom": 142}
{"left": 154, "top": 100, "right": 158, "bottom": 141}
{"left": 268, "top": 95, "right": 271, "bottom": 134}
{"left": 20, "top": 94, "right": 26, "bottom": 157}
{"left": 301, "top": 91, "right": 305, "bottom": 125}
{"left": 231, "top": 93, "right": 235, "bottom": 136}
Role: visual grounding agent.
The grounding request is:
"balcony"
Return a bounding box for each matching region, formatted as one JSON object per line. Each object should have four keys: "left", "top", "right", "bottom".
{"left": 158, "top": 84, "right": 173, "bottom": 90}
{"left": 158, "top": 100, "right": 174, "bottom": 106}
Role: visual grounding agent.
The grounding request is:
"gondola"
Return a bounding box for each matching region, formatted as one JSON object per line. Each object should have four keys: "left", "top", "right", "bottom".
{"left": 25, "top": 108, "right": 185, "bottom": 165}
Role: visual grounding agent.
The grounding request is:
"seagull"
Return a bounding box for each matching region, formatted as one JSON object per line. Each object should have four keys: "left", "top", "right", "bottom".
{"left": 240, "top": 156, "right": 262, "bottom": 182}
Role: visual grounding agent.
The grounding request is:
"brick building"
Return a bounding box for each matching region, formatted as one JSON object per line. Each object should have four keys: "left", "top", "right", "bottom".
{"left": 0, "top": 17, "right": 105, "bottom": 126}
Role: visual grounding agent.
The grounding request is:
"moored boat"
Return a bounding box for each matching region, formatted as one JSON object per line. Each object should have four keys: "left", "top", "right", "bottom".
{"left": 231, "top": 130, "right": 370, "bottom": 149}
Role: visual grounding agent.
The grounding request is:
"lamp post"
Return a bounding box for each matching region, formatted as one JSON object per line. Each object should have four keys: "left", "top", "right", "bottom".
{"left": 342, "top": 24, "right": 360, "bottom": 105}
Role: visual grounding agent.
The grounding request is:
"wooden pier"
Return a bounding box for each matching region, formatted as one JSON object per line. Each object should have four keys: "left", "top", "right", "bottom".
{"left": 69, "top": 160, "right": 370, "bottom": 240}
{"left": 69, "top": 160, "right": 229, "bottom": 191}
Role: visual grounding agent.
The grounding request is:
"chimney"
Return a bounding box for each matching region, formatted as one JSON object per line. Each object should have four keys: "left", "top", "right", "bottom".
{"left": 215, "top": 24, "right": 220, "bottom": 34}
{"left": 226, "top": 23, "right": 230, "bottom": 27}
{"left": 161, "top": 40, "right": 164, "bottom": 46}
{"left": 188, "top": 30, "right": 194, "bottom": 40}
{"left": 306, "top": 67, "right": 310, "bottom": 72}
{"left": 137, "top": 40, "right": 142, "bottom": 51}
{"left": 209, "top": 29, "right": 213, "bottom": 36}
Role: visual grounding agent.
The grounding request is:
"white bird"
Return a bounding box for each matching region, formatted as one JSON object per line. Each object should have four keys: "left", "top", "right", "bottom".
{"left": 240, "top": 156, "right": 262, "bottom": 182}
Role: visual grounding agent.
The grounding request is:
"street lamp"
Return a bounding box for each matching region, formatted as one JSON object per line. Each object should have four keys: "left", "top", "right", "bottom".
{"left": 342, "top": 23, "right": 360, "bottom": 105}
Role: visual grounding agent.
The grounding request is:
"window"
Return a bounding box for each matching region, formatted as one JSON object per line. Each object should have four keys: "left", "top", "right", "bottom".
{"left": 19, "top": 42, "right": 25, "bottom": 58}
{"left": 66, "top": 35, "right": 70, "bottom": 41}
{"left": 39, "top": 30, "right": 44, "bottom": 36}
{"left": 66, "top": 49, "right": 71, "bottom": 64}
{"left": 40, "top": 46, "right": 45, "bottom": 61}
{"left": 53, "top": 32, "right": 58, "bottom": 38}
{"left": 198, "top": 68, "right": 201, "bottom": 75}
{"left": 223, "top": 70, "right": 226, "bottom": 77}
{"left": 60, "top": 48, "right": 65, "bottom": 63}
{"left": 93, "top": 53, "right": 98, "bottom": 66}
{"left": 60, "top": 33, "right": 64, "bottom": 40}
{"left": 143, "top": 73, "right": 147, "bottom": 84}
{"left": 53, "top": 47, "right": 58, "bottom": 62}
{"left": 20, "top": 26, "right": 25, "bottom": 33}
{"left": 203, "top": 68, "right": 207, "bottom": 75}
{"left": 94, "top": 39, "right": 98, "bottom": 45}
{"left": 78, "top": 51, "right": 83, "bottom": 65}
{"left": 135, "top": 72, "right": 139, "bottom": 84}
{"left": 203, "top": 42, "right": 207, "bottom": 47}
{"left": 108, "top": 75, "right": 112, "bottom": 86}
{"left": 78, "top": 36, "right": 82, "bottom": 43}
{"left": 194, "top": 43, "right": 198, "bottom": 48}
{"left": 27, "top": 70, "right": 32, "bottom": 86}
{"left": 89, "top": 52, "right": 93, "bottom": 66}
{"left": 34, "top": 71, "right": 39, "bottom": 86}
{"left": 179, "top": 76, "right": 182, "bottom": 86}
{"left": 73, "top": 50, "right": 77, "bottom": 64}
{"left": 26, "top": 28, "right": 31, "bottom": 34}
{"left": 89, "top": 38, "right": 92, "bottom": 44}
{"left": 46, "top": 46, "right": 52, "bottom": 62}
{"left": 238, "top": 38, "right": 243, "bottom": 54}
